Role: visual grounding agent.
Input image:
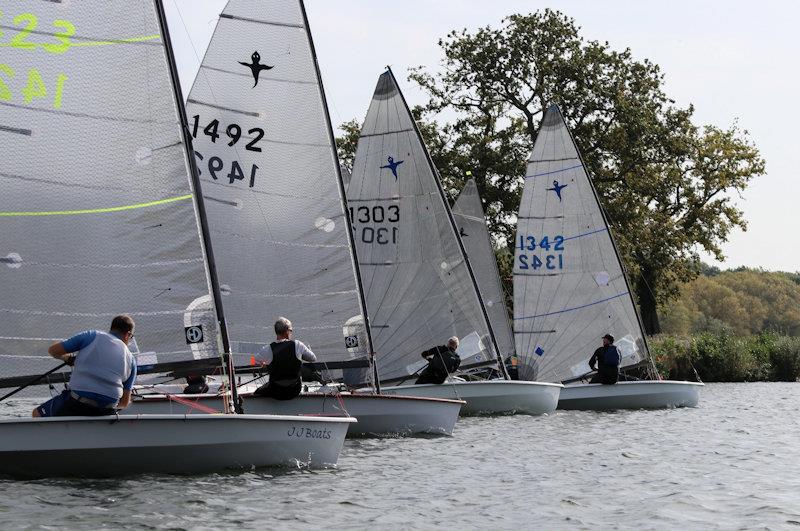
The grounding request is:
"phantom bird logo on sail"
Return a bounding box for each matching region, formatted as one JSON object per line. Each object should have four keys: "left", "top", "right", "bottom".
{"left": 239, "top": 51, "right": 273, "bottom": 87}
{"left": 547, "top": 180, "right": 568, "bottom": 202}
{"left": 380, "top": 156, "right": 404, "bottom": 180}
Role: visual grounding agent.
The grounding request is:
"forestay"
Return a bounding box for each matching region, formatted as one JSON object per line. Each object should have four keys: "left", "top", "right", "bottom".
{"left": 347, "top": 70, "right": 498, "bottom": 381}
{"left": 185, "top": 0, "right": 366, "bottom": 372}
{"left": 0, "top": 1, "right": 221, "bottom": 385}
{"left": 453, "top": 179, "right": 515, "bottom": 360}
{"left": 513, "top": 105, "right": 646, "bottom": 383}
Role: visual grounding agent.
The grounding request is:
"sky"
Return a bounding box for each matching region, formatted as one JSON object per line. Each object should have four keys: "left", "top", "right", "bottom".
{"left": 164, "top": 0, "right": 799, "bottom": 272}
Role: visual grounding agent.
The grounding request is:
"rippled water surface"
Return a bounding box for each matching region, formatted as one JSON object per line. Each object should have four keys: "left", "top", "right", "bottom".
{"left": 1, "top": 383, "right": 799, "bottom": 529}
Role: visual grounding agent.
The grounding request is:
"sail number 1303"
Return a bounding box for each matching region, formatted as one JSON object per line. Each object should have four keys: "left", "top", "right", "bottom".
{"left": 348, "top": 204, "right": 400, "bottom": 245}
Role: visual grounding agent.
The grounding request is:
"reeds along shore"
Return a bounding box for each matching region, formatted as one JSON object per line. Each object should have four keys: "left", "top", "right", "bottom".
{"left": 651, "top": 332, "right": 800, "bottom": 382}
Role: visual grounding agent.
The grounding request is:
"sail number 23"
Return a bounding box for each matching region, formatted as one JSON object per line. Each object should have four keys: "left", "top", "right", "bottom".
{"left": 517, "top": 234, "right": 564, "bottom": 270}
{"left": 0, "top": 11, "right": 73, "bottom": 109}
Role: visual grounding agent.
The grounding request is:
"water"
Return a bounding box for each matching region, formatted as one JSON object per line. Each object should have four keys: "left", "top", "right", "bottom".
{"left": 1, "top": 383, "right": 799, "bottom": 529}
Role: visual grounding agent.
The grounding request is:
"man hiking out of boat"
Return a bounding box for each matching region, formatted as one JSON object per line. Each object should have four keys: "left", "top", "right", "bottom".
{"left": 415, "top": 337, "right": 462, "bottom": 385}
{"left": 588, "top": 334, "right": 621, "bottom": 385}
{"left": 32, "top": 315, "right": 137, "bottom": 417}
{"left": 253, "top": 317, "right": 317, "bottom": 400}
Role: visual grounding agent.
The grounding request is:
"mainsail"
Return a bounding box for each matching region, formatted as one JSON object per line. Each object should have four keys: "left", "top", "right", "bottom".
{"left": 513, "top": 105, "right": 647, "bottom": 383}
{"left": 0, "top": 1, "right": 222, "bottom": 386}
{"left": 184, "top": 0, "right": 369, "bottom": 374}
{"left": 453, "top": 179, "right": 515, "bottom": 360}
{"left": 347, "top": 69, "right": 502, "bottom": 381}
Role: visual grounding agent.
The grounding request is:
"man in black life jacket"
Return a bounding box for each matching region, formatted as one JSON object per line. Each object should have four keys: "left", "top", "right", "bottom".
{"left": 253, "top": 317, "right": 317, "bottom": 400}
{"left": 588, "top": 334, "right": 621, "bottom": 385}
{"left": 415, "top": 336, "right": 462, "bottom": 385}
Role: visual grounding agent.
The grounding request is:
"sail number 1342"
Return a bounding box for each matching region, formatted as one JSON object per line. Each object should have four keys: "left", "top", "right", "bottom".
{"left": 517, "top": 234, "right": 564, "bottom": 270}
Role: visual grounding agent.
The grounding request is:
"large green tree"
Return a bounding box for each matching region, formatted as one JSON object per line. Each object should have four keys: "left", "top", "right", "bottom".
{"left": 338, "top": 9, "right": 764, "bottom": 334}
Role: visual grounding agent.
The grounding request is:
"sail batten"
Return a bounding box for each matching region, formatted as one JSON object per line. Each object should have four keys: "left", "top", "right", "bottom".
{"left": 513, "top": 105, "right": 647, "bottom": 383}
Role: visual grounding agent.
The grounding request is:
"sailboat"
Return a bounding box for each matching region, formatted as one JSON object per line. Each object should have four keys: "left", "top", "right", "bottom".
{"left": 513, "top": 104, "right": 702, "bottom": 410}
{"left": 126, "top": 0, "right": 463, "bottom": 437}
{"left": 347, "top": 69, "right": 562, "bottom": 415}
{"left": 0, "top": 0, "right": 353, "bottom": 478}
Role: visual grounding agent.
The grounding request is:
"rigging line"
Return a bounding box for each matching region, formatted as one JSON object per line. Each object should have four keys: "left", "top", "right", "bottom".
{"left": 0, "top": 194, "right": 193, "bottom": 217}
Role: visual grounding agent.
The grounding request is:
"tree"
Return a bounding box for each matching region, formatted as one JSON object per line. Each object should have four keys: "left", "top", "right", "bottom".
{"left": 402, "top": 9, "right": 765, "bottom": 334}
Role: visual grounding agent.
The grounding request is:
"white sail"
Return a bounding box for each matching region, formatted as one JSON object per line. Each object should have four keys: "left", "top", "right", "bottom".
{"left": 184, "top": 0, "right": 366, "bottom": 370}
{"left": 513, "top": 105, "right": 647, "bottom": 383}
{"left": 347, "top": 70, "right": 499, "bottom": 381}
{"left": 0, "top": 1, "right": 221, "bottom": 381}
{"left": 453, "top": 179, "right": 515, "bottom": 359}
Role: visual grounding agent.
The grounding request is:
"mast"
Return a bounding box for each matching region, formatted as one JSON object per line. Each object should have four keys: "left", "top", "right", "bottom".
{"left": 385, "top": 67, "right": 510, "bottom": 380}
{"left": 555, "top": 104, "right": 657, "bottom": 376}
{"left": 299, "top": 0, "right": 381, "bottom": 392}
{"left": 154, "top": 0, "right": 242, "bottom": 411}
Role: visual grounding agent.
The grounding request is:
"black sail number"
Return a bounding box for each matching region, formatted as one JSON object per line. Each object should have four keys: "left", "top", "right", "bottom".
{"left": 191, "top": 115, "right": 264, "bottom": 152}
{"left": 348, "top": 203, "right": 400, "bottom": 245}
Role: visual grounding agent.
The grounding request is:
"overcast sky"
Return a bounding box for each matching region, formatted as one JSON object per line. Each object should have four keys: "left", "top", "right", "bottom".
{"left": 165, "top": 0, "right": 799, "bottom": 272}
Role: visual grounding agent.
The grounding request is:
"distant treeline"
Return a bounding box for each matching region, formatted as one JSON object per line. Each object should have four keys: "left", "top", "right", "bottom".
{"left": 650, "top": 332, "right": 800, "bottom": 382}
{"left": 658, "top": 265, "right": 800, "bottom": 337}
{"left": 650, "top": 266, "right": 800, "bottom": 382}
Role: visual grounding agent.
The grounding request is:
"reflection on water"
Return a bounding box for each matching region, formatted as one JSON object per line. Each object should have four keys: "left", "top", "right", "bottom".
{"left": 2, "top": 383, "right": 800, "bottom": 529}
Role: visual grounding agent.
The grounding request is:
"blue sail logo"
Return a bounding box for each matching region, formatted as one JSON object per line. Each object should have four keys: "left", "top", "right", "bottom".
{"left": 380, "top": 156, "right": 404, "bottom": 180}
{"left": 547, "top": 180, "right": 567, "bottom": 202}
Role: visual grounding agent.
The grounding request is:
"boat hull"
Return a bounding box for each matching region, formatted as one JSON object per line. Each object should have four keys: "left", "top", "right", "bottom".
{"left": 129, "top": 393, "right": 464, "bottom": 437}
{"left": 376, "top": 380, "right": 562, "bottom": 416}
{"left": 0, "top": 414, "right": 353, "bottom": 478}
{"left": 558, "top": 380, "right": 704, "bottom": 410}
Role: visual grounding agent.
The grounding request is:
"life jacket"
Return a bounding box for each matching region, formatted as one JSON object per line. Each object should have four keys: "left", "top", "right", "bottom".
{"left": 267, "top": 341, "right": 302, "bottom": 387}
{"left": 603, "top": 345, "right": 621, "bottom": 367}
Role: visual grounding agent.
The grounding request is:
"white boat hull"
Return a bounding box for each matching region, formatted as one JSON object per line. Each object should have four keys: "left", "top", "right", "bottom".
{"left": 129, "top": 393, "right": 464, "bottom": 437}
{"left": 0, "top": 414, "right": 354, "bottom": 478}
{"left": 376, "top": 380, "right": 562, "bottom": 416}
{"left": 558, "top": 380, "right": 704, "bottom": 410}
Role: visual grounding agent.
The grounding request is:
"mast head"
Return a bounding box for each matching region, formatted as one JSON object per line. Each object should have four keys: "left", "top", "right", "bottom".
{"left": 374, "top": 70, "right": 398, "bottom": 100}
{"left": 542, "top": 104, "right": 564, "bottom": 127}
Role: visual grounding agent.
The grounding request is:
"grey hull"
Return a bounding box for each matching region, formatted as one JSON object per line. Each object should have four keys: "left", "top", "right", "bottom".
{"left": 0, "top": 414, "right": 354, "bottom": 478}
{"left": 130, "top": 393, "right": 463, "bottom": 437}
{"left": 377, "top": 380, "right": 562, "bottom": 416}
{"left": 558, "top": 380, "right": 703, "bottom": 410}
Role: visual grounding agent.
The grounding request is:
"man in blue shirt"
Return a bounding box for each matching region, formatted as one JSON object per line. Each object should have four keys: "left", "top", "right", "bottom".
{"left": 33, "top": 315, "right": 137, "bottom": 417}
{"left": 588, "top": 334, "right": 621, "bottom": 385}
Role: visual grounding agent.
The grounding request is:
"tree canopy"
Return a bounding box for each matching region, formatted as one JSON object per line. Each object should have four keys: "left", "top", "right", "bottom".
{"left": 661, "top": 268, "right": 800, "bottom": 337}
{"left": 339, "top": 9, "right": 765, "bottom": 334}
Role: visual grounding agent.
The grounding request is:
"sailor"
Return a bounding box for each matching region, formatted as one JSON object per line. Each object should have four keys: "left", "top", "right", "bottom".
{"left": 415, "top": 337, "right": 462, "bottom": 385}
{"left": 588, "top": 334, "right": 621, "bottom": 385}
{"left": 182, "top": 374, "right": 209, "bottom": 394}
{"left": 32, "top": 315, "right": 137, "bottom": 417}
{"left": 253, "top": 317, "right": 317, "bottom": 400}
